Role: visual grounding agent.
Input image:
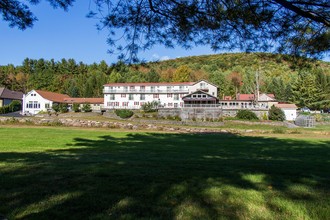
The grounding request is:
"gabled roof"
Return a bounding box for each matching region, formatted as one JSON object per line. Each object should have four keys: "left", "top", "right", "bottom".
{"left": 182, "top": 90, "right": 219, "bottom": 101}
{"left": 0, "top": 87, "right": 23, "bottom": 100}
{"left": 236, "top": 93, "right": 275, "bottom": 101}
{"left": 35, "top": 90, "right": 70, "bottom": 103}
{"left": 104, "top": 82, "right": 195, "bottom": 87}
{"left": 236, "top": 94, "right": 255, "bottom": 101}
{"left": 267, "top": 94, "right": 275, "bottom": 99}
{"left": 63, "top": 98, "right": 104, "bottom": 104}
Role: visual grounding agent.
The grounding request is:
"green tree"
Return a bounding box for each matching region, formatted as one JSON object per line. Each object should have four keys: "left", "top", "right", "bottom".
{"left": 209, "top": 71, "right": 230, "bottom": 98}
{"left": 59, "top": 103, "right": 68, "bottom": 113}
{"left": 291, "top": 72, "right": 324, "bottom": 109}
{"left": 72, "top": 103, "right": 80, "bottom": 112}
{"left": 268, "top": 105, "right": 286, "bottom": 121}
{"left": 52, "top": 103, "right": 60, "bottom": 113}
{"left": 145, "top": 69, "right": 160, "bottom": 82}
{"left": 266, "top": 77, "right": 287, "bottom": 101}
{"left": 82, "top": 103, "right": 92, "bottom": 112}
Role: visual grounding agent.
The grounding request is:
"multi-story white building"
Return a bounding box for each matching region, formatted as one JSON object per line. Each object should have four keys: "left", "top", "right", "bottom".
{"left": 103, "top": 80, "right": 218, "bottom": 109}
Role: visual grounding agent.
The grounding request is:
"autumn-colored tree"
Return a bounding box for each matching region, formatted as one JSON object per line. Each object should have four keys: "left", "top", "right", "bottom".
{"left": 227, "top": 72, "right": 243, "bottom": 95}
{"left": 14, "top": 72, "right": 29, "bottom": 93}
{"left": 159, "top": 68, "right": 175, "bottom": 82}
{"left": 173, "top": 65, "right": 192, "bottom": 82}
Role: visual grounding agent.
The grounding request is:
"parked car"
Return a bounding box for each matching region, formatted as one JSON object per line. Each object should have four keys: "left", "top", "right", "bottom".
{"left": 321, "top": 108, "right": 330, "bottom": 114}
{"left": 300, "top": 107, "right": 311, "bottom": 113}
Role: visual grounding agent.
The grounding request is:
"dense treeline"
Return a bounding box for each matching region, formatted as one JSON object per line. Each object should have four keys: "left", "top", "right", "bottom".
{"left": 1, "top": 53, "right": 329, "bottom": 109}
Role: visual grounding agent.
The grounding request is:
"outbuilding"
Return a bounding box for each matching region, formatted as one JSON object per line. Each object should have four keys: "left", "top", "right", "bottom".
{"left": 0, "top": 87, "right": 23, "bottom": 107}
{"left": 274, "top": 103, "right": 297, "bottom": 121}
{"left": 22, "top": 90, "right": 70, "bottom": 115}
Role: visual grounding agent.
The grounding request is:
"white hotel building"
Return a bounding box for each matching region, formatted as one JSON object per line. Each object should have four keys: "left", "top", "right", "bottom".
{"left": 103, "top": 80, "right": 218, "bottom": 109}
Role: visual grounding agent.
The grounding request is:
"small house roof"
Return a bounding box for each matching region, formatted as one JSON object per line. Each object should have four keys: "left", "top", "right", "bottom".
{"left": 275, "top": 103, "right": 297, "bottom": 109}
{"left": 35, "top": 90, "right": 70, "bottom": 103}
{"left": 0, "top": 87, "right": 23, "bottom": 100}
{"left": 63, "top": 98, "right": 104, "bottom": 104}
{"left": 236, "top": 93, "right": 275, "bottom": 101}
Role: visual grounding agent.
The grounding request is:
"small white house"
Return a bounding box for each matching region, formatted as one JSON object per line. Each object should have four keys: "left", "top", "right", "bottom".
{"left": 22, "top": 90, "right": 70, "bottom": 115}
{"left": 275, "top": 103, "right": 298, "bottom": 121}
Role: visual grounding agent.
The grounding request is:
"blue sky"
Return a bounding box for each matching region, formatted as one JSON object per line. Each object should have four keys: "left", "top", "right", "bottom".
{"left": 0, "top": 1, "right": 329, "bottom": 66}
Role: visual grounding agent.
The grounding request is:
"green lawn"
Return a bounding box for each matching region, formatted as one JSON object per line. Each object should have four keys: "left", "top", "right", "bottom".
{"left": 0, "top": 127, "right": 329, "bottom": 219}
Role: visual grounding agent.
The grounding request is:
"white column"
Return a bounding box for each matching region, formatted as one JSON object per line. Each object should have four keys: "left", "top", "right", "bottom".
{"left": 22, "top": 94, "right": 26, "bottom": 114}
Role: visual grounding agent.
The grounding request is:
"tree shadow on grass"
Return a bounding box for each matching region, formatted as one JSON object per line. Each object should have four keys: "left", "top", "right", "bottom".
{"left": 1, "top": 132, "right": 330, "bottom": 219}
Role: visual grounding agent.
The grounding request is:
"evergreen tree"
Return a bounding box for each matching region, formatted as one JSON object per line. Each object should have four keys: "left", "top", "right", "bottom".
{"left": 291, "top": 72, "right": 324, "bottom": 109}
{"left": 145, "top": 69, "right": 160, "bottom": 82}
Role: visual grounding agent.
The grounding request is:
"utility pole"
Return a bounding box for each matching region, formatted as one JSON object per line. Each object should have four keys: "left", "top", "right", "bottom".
{"left": 255, "top": 69, "right": 260, "bottom": 107}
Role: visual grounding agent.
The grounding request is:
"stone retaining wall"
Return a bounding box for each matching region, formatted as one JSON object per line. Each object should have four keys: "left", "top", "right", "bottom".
{"left": 0, "top": 116, "right": 225, "bottom": 133}
{"left": 158, "top": 108, "right": 268, "bottom": 120}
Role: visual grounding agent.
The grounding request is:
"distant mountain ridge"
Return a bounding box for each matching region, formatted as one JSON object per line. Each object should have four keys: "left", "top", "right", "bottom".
{"left": 0, "top": 52, "right": 329, "bottom": 109}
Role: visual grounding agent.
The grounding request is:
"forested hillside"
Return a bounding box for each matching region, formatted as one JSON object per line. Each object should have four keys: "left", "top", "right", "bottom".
{"left": 1, "top": 53, "right": 329, "bottom": 109}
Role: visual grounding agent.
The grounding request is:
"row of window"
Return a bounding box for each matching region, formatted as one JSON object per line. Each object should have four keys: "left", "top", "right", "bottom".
{"left": 110, "top": 94, "right": 182, "bottom": 100}
{"left": 108, "top": 86, "right": 186, "bottom": 90}
{"left": 26, "top": 101, "right": 40, "bottom": 109}
{"left": 107, "top": 102, "right": 146, "bottom": 106}
{"left": 107, "top": 102, "right": 183, "bottom": 108}
{"left": 192, "top": 94, "right": 208, "bottom": 98}
{"left": 26, "top": 101, "right": 50, "bottom": 109}
{"left": 220, "top": 102, "right": 252, "bottom": 106}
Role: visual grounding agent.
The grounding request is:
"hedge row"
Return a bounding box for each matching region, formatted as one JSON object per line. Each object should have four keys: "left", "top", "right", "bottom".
{"left": 0, "top": 100, "right": 22, "bottom": 114}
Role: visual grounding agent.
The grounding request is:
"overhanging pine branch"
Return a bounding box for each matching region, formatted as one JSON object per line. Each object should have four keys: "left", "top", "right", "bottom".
{"left": 274, "top": 0, "right": 330, "bottom": 26}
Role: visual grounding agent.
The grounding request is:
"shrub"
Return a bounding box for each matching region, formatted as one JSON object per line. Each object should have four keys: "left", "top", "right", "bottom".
{"left": 166, "top": 115, "right": 174, "bottom": 120}
{"left": 313, "top": 114, "right": 322, "bottom": 122}
{"left": 268, "top": 105, "right": 285, "bottom": 121}
{"left": 272, "top": 127, "right": 286, "bottom": 134}
{"left": 141, "top": 101, "right": 160, "bottom": 112}
{"left": 9, "top": 100, "right": 22, "bottom": 112}
{"left": 173, "top": 115, "right": 182, "bottom": 121}
{"left": 224, "top": 116, "right": 237, "bottom": 120}
{"left": 73, "top": 103, "right": 80, "bottom": 112}
{"left": 0, "top": 105, "right": 10, "bottom": 114}
{"left": 0, "top": 100, "right": 22, "bottom": 114}
{"left": 52, "top": 103, "right": 60, "bottom": 113}
{"left": 236, "top": 110, "right": 259, "bottom": 120}
{"left": 59, "top": 103, "right": 68, "bottom": 113}
{"left": 82, "top": 103, "right": 92, "bottom": 112}
{"left": 290, "top": 129, "right": 302, "bottom": 134}
{"left": 115, "top": 109, "right": 134, "bottom": 119}
{"left": 217, "top": 117, "right": 224, "bottom": 122}
{"left": 262, "top": 112, "right": 268, "bottom": 120}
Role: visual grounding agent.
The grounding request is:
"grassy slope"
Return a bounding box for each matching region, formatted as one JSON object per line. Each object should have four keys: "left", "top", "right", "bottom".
{"left": 0, "top": 127, "right": 329, "bottom": 219}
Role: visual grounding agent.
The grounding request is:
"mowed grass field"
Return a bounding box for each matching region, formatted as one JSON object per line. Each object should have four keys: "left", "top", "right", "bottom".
{"left": 0, "top": 126, "right": 329, "bottom": 219}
